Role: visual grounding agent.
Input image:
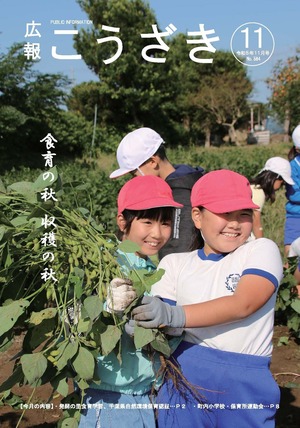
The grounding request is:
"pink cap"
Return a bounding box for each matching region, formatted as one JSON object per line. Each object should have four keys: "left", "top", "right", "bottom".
{"left": 117, "top": 175, "right": 183, "bottom": 214}
{"left": 191, "top": 169, "right": 260, "bottom": 213}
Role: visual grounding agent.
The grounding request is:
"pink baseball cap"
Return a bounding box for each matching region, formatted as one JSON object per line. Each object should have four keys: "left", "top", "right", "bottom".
{"left": 191, "top": 169, "right": 260, "bottom": 213}
{"left": 117, "top": 175, "right": 183, "bottom": 214}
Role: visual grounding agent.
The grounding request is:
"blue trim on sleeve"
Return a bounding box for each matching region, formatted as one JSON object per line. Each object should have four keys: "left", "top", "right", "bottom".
{"left": 242, "top": 268, "right": 278, "bottom": 289}
{"left": 161, "top": 298, "right": 177, "bottom": 306}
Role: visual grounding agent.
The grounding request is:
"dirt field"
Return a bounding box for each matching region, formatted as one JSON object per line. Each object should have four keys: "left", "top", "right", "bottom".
{"left": 0, "top": 325, "right": 299, "bottom": 427}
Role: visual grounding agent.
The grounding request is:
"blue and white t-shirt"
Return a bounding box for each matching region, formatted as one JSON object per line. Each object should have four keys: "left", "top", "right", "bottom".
{"left": 151, "top": 238, "right": 283, "bottom": 357}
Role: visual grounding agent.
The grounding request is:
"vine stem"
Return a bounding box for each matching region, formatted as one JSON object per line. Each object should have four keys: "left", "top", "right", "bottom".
{"left": 274, "top": 372, "right": 300, "bottom": 378}
{"left": 16, "top": 387, "right": 36, "bottom": 428}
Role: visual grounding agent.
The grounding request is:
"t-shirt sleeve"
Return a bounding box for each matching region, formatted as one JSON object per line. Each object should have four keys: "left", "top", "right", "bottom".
{"left": 251, "top": 186, "right": 265, "bottom": 212}
{"left": 289, "top": 236, "right": 300, "bottom": 257}
{"left": 241, "top": 238, "right": 283, "bottom": 290}
{"left": 150, "top": 254, "right": 180, "bottom": 303}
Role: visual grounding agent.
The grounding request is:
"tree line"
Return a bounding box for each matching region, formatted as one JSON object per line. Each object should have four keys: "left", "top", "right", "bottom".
{"left": 1, "top": 0, "right": 300, "bottom": 167}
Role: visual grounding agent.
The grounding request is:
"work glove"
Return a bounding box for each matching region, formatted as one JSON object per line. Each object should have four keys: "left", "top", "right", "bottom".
{"left": 131, "top": 295, "right": 186, "bottom": 329}
{"left": 106, "top": 277, "right": 137, "bottom": 317}
{"left": 124, "top": 319, "right": 136, "bottom": 337}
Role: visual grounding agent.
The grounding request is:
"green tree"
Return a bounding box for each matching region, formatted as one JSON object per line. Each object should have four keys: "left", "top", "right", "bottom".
{"left": 73, "top": 1, "right": 253, "bottom": 147}
{"left": 164, "top": 38, "right": 252, "bottom": 146}
{"left": 74, "top": 0, "right": 177, "bottom": 138}
{"left": 0, "top": 43, "right": 95, "bottom": 165}
{"left": 267, "top": 52, "right": 300, "bottom": 141}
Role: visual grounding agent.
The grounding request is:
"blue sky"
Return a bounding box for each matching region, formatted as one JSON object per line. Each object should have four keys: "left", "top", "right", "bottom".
{"left": 1, "top": 0, "right": 299, "bottom": 103}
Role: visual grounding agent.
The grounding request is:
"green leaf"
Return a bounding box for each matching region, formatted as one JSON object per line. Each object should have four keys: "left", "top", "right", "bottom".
{"left": 0, "top": 299, "right": 30, "bottom": 336}
{"left": 287, "top": 313, "right": 300, "bottom": 333}
{"left": 134, "top": 325, "right": 155, "bottom": 349}
{"left": 285, "top": 382, "right": 300, "bottom": 389}
{"left": 76, "top": 378, "right": 90, "bottom": 391}
{"left": 29, "top": 308, "right": 57, "bottom": 325}
{"left": 21, "top": 352, "right": 48, "bottom": 385}
{"left": 56, "top": 341, "right": 79, "bottom": 371}
{"left": 33, "top": 166, "right": 58, "bottom": 191}
{"left": 7, "top": 181, "right": 37, "bottom": 203}
{"left": 72, "top": 346, "right": 95, "bottom": 381}
{"left": 0, "top": 178, "right": 6, "bottom": 193}
{"left": 0, "top": 331, "right": 13, "bottom": 352}
{"left": 150, "top": 332, "right": 172, "bottom": 357}
{"left": 277, "top": 336, "right": 290, "bottom": 346}
{"left": 77, "top": 317, "right": 90, "bottom": 334}
{"left": 0, "top": 365, "right": 24, "bottom": 393}
{"left": 118, "top": 240, "right": 140, "bottom": 253}
{"left": 280, "top": 288, "right": 291, "bottom": 302}
{"left": 24, "top": 318, "right": 57, "bottom": 351}
{"left": 142, "top": 268, "right": 165, "bottom": 292}
{"left": 61, "top": 417, "right": 79, "bottom": 428}
{"left": 51, "top": 375, "right": 69, "bottom": 397}
{"left": 10, "top": 215, "right": 29, "bottom": 227}
{"left": 0, "top": 390, "right": 23, "bottom": 408}
{"left": 83, "top": 295, "right": 103, "bottom": 321}
{"left": 100, "top": 325, "right": 121, "bottom": 355}
{"left": 0, "top": 215, "right": 14, "bottom": 228}
{"left": 291, "top": 299, "right": 300, "bottom": 314}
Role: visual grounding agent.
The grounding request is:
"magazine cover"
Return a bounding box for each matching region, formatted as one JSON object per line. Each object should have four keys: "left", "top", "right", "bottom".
{"left": 0, "top": 1, "right": 299, "bottom": 427}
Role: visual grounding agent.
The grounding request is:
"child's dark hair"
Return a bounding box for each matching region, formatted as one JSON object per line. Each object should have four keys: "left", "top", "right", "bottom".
{"left": 250, "top": 170, "right": 283, "bottom": 203}
{"left": 153, "top": 143, "right": 168, "bottom": 160}
{"left": 189, "top": 207, "right": 205, "bottom": 251}
{"left": 117, "top": 206, "right": 174, "bottom": 240}
{"left": 139, "top": 143, "right": 168, "bottom": 167}
{"left": 288, "top": 146, "right": 298, "bottom": 161}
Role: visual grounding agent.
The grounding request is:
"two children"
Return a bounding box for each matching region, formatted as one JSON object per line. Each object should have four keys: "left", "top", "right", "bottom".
{"left": 250, "top": 157, "right": 294, "bottom": 238}
{"left": 132, "top": 170, "right": 283, "bottom": 428}
{"left": 79, "top": 175, "right": 182, "bottom": 428}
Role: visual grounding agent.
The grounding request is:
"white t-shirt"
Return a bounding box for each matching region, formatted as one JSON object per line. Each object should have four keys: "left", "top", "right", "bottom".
{"left": 152, "top": 238, "right": 283, "bottom": 357}
{"left": 288, "top": 236, "right": 300, "bottom": 257}
{"left": 250, "top": 184, "right": 266, "bottom": 212}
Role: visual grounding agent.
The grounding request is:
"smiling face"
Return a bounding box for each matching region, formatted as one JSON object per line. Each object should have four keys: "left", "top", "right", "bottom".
{"left": 192, "top": 207, "right": 253, "bottom": 255}
{"left": 117, "top": 214, "right": 172, "bottom": 257}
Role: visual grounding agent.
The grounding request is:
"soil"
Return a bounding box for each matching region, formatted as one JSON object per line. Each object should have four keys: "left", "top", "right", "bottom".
{"left": 0, "top": 325, "right": 299, "bottom": 428}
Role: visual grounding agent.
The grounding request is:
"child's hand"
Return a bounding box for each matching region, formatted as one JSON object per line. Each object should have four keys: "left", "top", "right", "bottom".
{"left": 132, "top": 295, "right": 186, "bottom": 329}
{"left": 107, "top": 278, "right": 137, "bottom": 314}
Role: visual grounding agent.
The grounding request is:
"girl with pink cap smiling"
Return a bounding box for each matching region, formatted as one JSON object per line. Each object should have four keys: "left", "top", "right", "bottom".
{"left": 131, "top": 169, "right": 283, "bottom": 428}
{"left": 79, "top": 175, "right": 182, "bottom": 428}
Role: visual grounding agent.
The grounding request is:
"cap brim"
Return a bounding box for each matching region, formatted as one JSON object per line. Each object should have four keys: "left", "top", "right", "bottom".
{"left": 201, "top": 199, "right": 260, "bottom": 213}
{"left": 109, "top": 168, "right": 132, "bottom": 179}
{"left": 125, "top": 198, "right": 183, "bottom": 211}
{"left": 282, "top": 176, "right": 295, "bottom": 185}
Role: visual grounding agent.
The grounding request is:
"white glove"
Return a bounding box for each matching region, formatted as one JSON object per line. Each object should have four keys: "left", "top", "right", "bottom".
{"left": 106, "top": 278, "right": 137, "bottom": 316}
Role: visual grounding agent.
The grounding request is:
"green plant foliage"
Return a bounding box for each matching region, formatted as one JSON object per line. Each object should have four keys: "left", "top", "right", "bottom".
{"left": 0, "top": 167, "right": 172, "bottom": 426}
{"left": 275, "top": 257, "right": 300, "bottom": 340}
{"left": 0, "top": 143, "right": 299, "bottom": 426}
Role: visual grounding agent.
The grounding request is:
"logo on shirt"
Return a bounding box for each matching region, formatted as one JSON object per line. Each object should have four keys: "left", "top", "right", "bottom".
{"left": 225, "top": 273, "right": 241, "bottom": 293}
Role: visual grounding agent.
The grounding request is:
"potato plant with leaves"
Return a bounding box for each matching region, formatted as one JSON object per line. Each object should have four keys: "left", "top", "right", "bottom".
{"left": 0, "top": 167, "right": 172, "bottom": 427}
{"left": 275, "top": 256, "right": 300, "bottom": 342}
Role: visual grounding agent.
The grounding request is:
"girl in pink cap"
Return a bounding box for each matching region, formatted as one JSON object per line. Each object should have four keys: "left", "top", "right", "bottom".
{"left": 131, "top": 169, "right": 283, "bottom": 428}
{"left": 79, "top": 175, "right": 182, "bottom": 428}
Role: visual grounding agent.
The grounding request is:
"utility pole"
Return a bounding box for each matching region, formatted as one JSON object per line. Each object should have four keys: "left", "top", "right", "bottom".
{"left": 90, "top": 104, "right": 98, "bottom": 157}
